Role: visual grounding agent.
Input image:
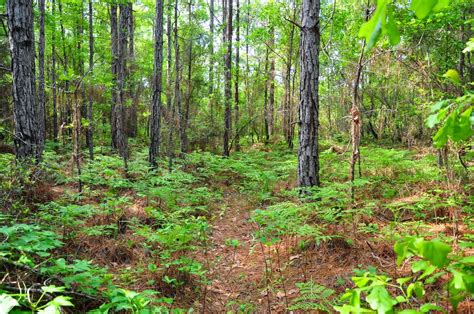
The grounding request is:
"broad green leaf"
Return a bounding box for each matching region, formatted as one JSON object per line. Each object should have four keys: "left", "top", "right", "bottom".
{"left": 410, "top": 0, "right": 438, "bottom": 19}
{"left": 442, "top": 69, "right": 461, "bottom": 84}
{"left": 359, "top": 0, "right": 388, "bottom": 49}
{"left": 416, "top": 239, "right": 451, "bottom": 267}
{"left": 386, "top": 9, "right": 400, "bottom": 45}
{"left": 366, "top": 286, "right": 397, "bottom": 313}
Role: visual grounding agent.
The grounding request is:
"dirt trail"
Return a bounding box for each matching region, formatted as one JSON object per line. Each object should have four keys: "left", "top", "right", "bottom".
{"left": 198, "top": 188, "right": 268, "bottom": 313}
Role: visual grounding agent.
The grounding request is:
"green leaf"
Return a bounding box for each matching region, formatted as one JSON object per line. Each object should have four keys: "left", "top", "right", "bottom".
{"left": 0, "top": 294, "right": 19, "bottom": 314}
{"left": 410, "top": 0, "right": 438, "bottom": 19}
{"left": 386, "top": 9, "right": 400, "bottom": 45}
{"left": 407, "top": 282, "right": 425, "bottom": 298}
{"left": 442, "top": 69, "right": 461, "bottom": 84}
{"left": 396, "top": 276, "right": 412, "bottom": 286}
{"left": 426, "top": 113, "right": 440, "bottom": 128}
{"left": 359, "top": 0, "right": 388, "bottom": 49}
{"left": 366, "top": 286, "right": 397, "bottom": 313}
{"left": 419, "top": 303, "right": 444, "bottom": 312}
{"left": 432, "top": 0, "right": 450, "bottom": 12}
{"left": 41, "top": 285, "right": 66, "bottom": 294}
{"left": 416, "top": 239, "right": 452, "bottom": 267}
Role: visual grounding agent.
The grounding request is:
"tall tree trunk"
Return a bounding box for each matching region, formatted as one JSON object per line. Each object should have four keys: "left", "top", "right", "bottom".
{"left": 166, "top": 2, "right": 174, "bottom": 170}
{"left": 149, "top": 0, "right": 164, "bottom": 167}
{"left": 234, "top": 0, "right": 240, "bottom": 152}
{"left": 52, "top": 0, "right": 58, "bottom": 141}
{"left": 284, "top": 5, "right": 296, "bottom": 149}
{"left": 126, "top": 2, "right": 137, "bottom": 138}
{"left": 116, "top": 3, "right": 130, "bottom": 168}
{"left": 87, "top": 0, "right": 94, "bottom": 159}
{"left": 174, "top": 0, "right": 184, "bottom": 157}
{"left": 350, "top": 5, "right": 369, "bottom": 198}
{"left": 268, "top": 28, "right": 275, "bottom": 137}
{"left": 209, "top": 0, "right": 215, "bottom": 123}
{"left": 110, "top": 4, "right": 119, "bottom": 149}
{"left": 263, "top": 48, "right": 270, "bottom": 144}
{"left": 58, "top": 0, "right": 71, "bottom": 140}
{"left": 223, "top": 0, "right": 233, "bottom": 157}
{"left": 183, "top": 0, "right": 193, "bottom": 153}
{"left": 7, "top": 0, "right": 39, "bottom": 161}
{"left": 38, "top": 0, "right": 45, "bottom": 156}
{"left": 298, "top": 0, "right": 320, "bottom": 188}
{"left": 245, "top": 0, "right": 250, "bottom": 139}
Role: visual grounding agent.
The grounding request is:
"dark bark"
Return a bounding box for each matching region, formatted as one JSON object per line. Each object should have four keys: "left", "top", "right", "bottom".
{"left": 87, "top": 0, "right": 94, "bottom": 159}
{"left": 126, "top": 2, "right": 137, "bottom": 138}
{"left": 183, "top": 0, "right": 193, "bottom": 153}
{"left": 166, "top": 3, "right": 174, "bottom": 170}
{"left": 223, "top": 0, "right": 233, "bottom": 157}
{"left": 7, "top": 0, "right": 40, "bottom": 161}
{"left": 38, "top": 0, "right": 45, "bottom": 155}
{"left": 58, "top": 0, "right": 71, "bottom": 139}
{"left": 297, "top": 0, "right": 320, "bottom": 188}
{"left": 234, "top": 0, "right": 240, "bottom": 152}
{"left": 149, "top": 0, "right": 164, "bottom": 167}
{"left": 263, "top": 48, "right": 269, "bottom": 144}
{"left": 116, "top": 3, "right": 130, "bottom": 168}
{"left": 110, "top": 4, "right": 119, "bottom": 149}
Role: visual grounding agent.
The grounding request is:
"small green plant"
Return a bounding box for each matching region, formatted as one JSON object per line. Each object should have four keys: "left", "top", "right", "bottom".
{"left": 0, "top": 285, "right": 73, "bottom": 313}
{"left": 89, "top": 288, "right": 173, "bottom": 313}
{"left": 289, "top": 280, "right": 336, "bottom": 312}
{"left": 335, "top": 237, "right": 474, "bottom": 313}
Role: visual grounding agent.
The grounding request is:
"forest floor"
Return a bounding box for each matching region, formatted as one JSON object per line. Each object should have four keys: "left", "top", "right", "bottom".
{"left": 0, "top": 141, "right": 473, "bottom": 313}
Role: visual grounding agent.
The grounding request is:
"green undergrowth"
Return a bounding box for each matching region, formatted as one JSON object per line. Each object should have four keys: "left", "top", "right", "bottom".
{"left": 0, "top": 142, "right": 472, "bottom": 312}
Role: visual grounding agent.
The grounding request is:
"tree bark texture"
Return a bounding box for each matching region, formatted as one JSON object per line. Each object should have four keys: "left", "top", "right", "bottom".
{"left": 223, "top": 0, "right": 233, "bottom": 157}
{"left": 7, "top": 0, "right": 40, "bottom": 161}
{"left": 149, "top": 0, "right": 164, "bottom": 167}
{"left": 234, "top": 0, "right": 240, "bottom": 152}
{"left": 298, "top": 0, "right": 320, "bottom": 187}
{"left": 38, "top": 0, "right": 46, "bottom": 156}
{"left": 87, "top": 0, "right": 94, "bottom": 159}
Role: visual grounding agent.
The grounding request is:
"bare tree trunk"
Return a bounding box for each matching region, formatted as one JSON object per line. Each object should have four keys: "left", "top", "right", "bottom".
{"left": 166, "top": 2, "right": 175, "bottom": 170}
{"left": 234, "top": 0, "right": 240, "bottom": 152}
{"left": 223, "top": 0, "right": 233, "bottom": 157}
{"left": 149, "top": 0, "right": 164, "bottom": 168}
{"left": 284, "top": 2, "right": 296, "bottom": 149}
{"left": 350, "top": 5, "right": 369, "bottom": 198}
{"left": 7, "top": 0, "right": 40, "bottom": 161}
{"left": 174, "top": 0, "right": 184, "bottom": 157}
{"left": 268, "top": 28, "right": 275, "bottom": 137}
{"left": 183, "top": 0, "right": 193, "bottom": 153}
{"left": 209, "top": 0, "right": 215, "bottom": 123}
{"left": 38, "top": 0, "right": 46, "bottom": 156}
{"left": 298, "top": 0, "right": 320, "bottom": 188}
{"left": 58, "top": 0, "right": 71, "bottom": 141}
{"left": 263, "top": 47, "right": 270, "bottom": 145}
{"left": 110, "top": 4, "right": 119, "bottom": 149}
{"left": 52, "top": 0, "right": 58, "bottom": 142}
{"left": 116, "top": 3, "right": 130, "bottom": 169}
{"left": 126, "top": 2, "right": 137, "bottom": 138}
{"left": 87, "top": 0, "right": 94, "bottom": 159}
{"left": 72, "top": 90, "right": 82, "bottom": 192}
